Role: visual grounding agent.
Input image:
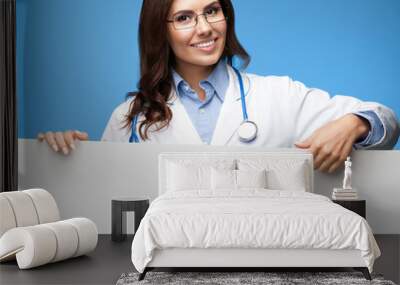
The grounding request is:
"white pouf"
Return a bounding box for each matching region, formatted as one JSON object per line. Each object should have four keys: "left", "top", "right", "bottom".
{"left": 0, "top": 189, "right": 98, "bottom": 269}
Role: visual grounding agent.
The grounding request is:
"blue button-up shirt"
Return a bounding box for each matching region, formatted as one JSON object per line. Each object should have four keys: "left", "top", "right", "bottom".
{"left": 353, "top": 111, "right": 384, "bottom": 148}
{"left": 172, "top": 61, "right": 383, "bottom": 147}
{"left": 172, "top": 60, "right": 229, "bottom": 144}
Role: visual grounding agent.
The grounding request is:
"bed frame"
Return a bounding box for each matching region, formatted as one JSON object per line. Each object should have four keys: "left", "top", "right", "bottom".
{"left": 138, "top": 151, "right": 372, "bottom": 281}
{"left": 140, "top": 248, "right": 371, "bottom": 280}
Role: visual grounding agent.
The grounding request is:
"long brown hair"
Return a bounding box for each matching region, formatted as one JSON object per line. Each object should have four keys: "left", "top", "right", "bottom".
{"left": 124, "top": 0, "right": 250, "bottom": 140}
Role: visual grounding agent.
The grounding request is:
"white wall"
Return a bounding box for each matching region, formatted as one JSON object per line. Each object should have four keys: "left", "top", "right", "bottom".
{"left": 18, "top": 139, "right": 400, "bottom": 234}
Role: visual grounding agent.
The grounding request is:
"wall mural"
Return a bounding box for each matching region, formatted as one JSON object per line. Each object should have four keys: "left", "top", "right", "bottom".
{"left": 17, "top": 0, "right": 400, "bottom": 173}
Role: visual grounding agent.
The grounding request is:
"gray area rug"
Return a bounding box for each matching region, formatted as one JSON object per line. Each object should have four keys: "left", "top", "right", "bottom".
{"left": 116, "top": 271, "right": 396, "bottom": 285}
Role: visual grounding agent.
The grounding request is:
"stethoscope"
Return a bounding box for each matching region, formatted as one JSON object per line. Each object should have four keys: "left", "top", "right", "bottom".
{"left": 129, "top": 66, "right": 258, "bottom": 143}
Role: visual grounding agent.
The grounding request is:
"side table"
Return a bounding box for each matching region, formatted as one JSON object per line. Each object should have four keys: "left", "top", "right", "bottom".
{"left": 112, "top": 197, "right": 149, "bottom": 242}
{"left": 332, "top": 199, "right": 366, "bottom": 219}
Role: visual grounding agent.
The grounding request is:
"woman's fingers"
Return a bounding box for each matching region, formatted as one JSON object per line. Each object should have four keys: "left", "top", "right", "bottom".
{"left": 313, "top": 146, "right": 330, "bottom": 170}
{"left": 327, "top": 143, "right": 353, "bottom": 173}
{"left": 37, "top": 132, "right": 45, "bottom": 142}
{"left": 310, "top": 139, "right": 353, "bottom": 173}
{"left": 73, "top": 130, "right": 89, "bottom": 141}
{"left": 314, "top": 142, "right": 341, "bottom": 172}
{"left": 37, "top": 130, "right": 89, "bottom": 155}
{"left": 318, "top": 153, "right": 339, "bottom": 172}
{"left": 55, "top": 131, "right": 69, "bottom": 155}
{"left": 44, "top": 131, "right": 59, "bottom": 152}
{"left": 296, "top": 116, "right": 360, "bottom": 173}
{"left": 296, "top": 137, "right": 330, "bottom": 170}
{"left": 64, "top": 130, "right": 76, "bottom": 150}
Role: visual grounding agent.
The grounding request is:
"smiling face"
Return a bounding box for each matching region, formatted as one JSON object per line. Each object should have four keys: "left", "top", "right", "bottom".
{"left": 167, "top": 0, "right": 227, "bottom": 73}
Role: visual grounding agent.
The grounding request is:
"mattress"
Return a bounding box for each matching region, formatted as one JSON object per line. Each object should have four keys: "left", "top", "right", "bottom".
{"left": 131, "top": 190, "right": 380, "bottom": 273}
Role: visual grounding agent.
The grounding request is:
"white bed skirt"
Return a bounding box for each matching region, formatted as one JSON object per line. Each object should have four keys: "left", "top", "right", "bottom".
{"left": 148, "top": 248, "right": 366, "bottom": 268}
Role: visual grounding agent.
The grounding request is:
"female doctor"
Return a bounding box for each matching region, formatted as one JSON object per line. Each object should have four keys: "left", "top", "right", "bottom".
{"left": 38, "top": 0, "right": 399, "bottom": 173}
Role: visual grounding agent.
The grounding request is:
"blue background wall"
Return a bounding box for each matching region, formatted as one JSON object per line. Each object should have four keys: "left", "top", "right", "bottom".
{"left": 17, "top": 0, "right": 400, "bottom": 148}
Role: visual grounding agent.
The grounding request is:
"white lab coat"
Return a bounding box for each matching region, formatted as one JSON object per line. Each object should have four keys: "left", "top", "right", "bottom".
{"left": 102, "top": 65, "right": 399, "bottom": 149}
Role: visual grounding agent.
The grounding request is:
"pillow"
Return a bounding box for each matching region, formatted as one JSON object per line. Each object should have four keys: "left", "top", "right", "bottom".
{"left": 211, "top": 168, "right": 268, "bottom": 190}
{"left": 237, "top": 158, "right": 308, "bottom": 191}
{"left": 167, "top": 162, "right": 210, "bottom": 191}
{"left": 236, "top": 169, "right": 267, "bottom": 189}
{"left": 267, "top": 165, "right": 306, "bottom": 191}
{"left": 211, "top": 168, "right": 236, "bottom": 190}
{"left": 166, "top": 159, "right": 236, "bottom": 192}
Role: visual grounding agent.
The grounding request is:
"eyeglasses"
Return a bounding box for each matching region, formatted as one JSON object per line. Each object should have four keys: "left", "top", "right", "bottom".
{"left": 167, "top": 5, "right": 227, "bottom": 30}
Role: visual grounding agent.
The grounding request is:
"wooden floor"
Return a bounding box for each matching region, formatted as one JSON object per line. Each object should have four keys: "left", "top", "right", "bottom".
{"left": 0, "top": 235, "right": 398, "bottom": 285}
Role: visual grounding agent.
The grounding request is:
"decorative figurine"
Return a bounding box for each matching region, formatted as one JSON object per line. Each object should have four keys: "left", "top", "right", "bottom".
{"left": 342, "top": 156, "right": 352, "bottom": 190}
{"left": 332, "top": 156, "right": 357, "bottom": 200}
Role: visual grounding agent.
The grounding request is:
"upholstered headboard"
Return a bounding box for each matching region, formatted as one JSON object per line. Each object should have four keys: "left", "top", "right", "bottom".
{"left": 158, "top": 151, "right": 314, "bottom": 195}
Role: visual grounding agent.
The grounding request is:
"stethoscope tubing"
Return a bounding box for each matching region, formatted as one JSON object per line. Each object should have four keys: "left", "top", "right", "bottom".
{"left": 129, "top": 113, "right": 140, "bottom": 143}
{"left": 231, "top": 66, "right": 248, "bottom": 122}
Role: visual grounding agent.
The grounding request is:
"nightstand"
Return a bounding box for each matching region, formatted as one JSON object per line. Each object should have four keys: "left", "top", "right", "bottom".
{"left": 332, "top": 199, "right": 366, "bottom": 219}
{"left": 111, "top": 197, "right": 150, "bottom": 242}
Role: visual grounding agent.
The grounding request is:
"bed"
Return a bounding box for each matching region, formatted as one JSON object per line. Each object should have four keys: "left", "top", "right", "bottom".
{"left": 131, "top": 151, "right": 380, "bottom": 281}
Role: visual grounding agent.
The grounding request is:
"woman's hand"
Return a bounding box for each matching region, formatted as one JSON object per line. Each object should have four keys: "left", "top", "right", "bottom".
{"left": 295, "top": 114, "right": 370, "bottom": 173}
{"left": 37, "top": 130, "right": 89, "bottom": 155}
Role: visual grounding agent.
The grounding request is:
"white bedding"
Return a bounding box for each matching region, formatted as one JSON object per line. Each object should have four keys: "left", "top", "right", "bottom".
{"left": 131, "top": 190, "right": 380, "bottom": 273}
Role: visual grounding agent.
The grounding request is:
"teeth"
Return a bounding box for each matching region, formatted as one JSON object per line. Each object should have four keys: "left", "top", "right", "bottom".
{"left": 193, "top": 40, "right": 215, "bottom": 48}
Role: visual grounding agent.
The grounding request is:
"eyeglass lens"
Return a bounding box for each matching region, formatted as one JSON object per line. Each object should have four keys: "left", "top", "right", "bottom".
{"left": 172, "top": 6, "right": 225, "bottom": 30}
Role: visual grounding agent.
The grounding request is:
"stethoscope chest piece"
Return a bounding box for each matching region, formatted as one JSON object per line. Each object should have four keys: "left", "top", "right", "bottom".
{"left": 237, "top": 120, "right": 258, "bottom": 143}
